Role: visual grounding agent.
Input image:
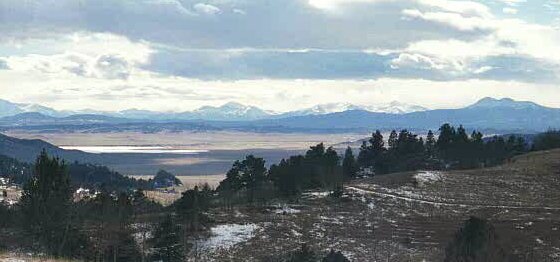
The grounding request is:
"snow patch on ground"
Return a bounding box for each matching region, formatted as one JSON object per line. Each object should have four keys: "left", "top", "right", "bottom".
{"left": 414, "top": 171, "right": 443, "bottom": 186}
{"left": 199, "top": 224, "right": 259, "bottom": 251}
{"left": 303, "top": 191, "right": 330, "bottom": 198}
{"left": 273, "top": 205, "right": 301, "bottom": 214}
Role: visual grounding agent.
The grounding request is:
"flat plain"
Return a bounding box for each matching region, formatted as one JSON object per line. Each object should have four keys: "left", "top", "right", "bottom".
{"left": 5, "top": 131, "right": 366, "bottom": 176}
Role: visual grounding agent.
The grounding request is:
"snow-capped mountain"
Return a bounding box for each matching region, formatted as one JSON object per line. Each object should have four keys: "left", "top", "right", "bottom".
{"left": 280, "top": 101, "right": 428, "bottom": 117}
{"left": 17, "top": 104, "right": 65, "bottom": 117}
{"left": 368, "top": 101, "right": 429, "bottom": 114}
{"left": 282, "top": 103, "right": 363, "bottom": 117}
{"left": 0, "top": 99, "right": 428, "bottom": 120}
{"left": 0, "top": 99, "right": 24, "bottom": 118}
{"left": 0, "top": 99, "right": 70, "bottom": 118}
{"left": 1, "top": 97, "right": 558, "bottom": 132}
{"left": 180, "top": 102, "right": 274, "bottom": 121}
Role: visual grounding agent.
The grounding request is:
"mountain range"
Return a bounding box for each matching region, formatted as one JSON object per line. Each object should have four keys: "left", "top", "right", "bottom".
{"left": 0, "top": 99, "right": 427, "bottom": 121}
{"left": 0, "top": 97, "right": 558, "bottom": 133}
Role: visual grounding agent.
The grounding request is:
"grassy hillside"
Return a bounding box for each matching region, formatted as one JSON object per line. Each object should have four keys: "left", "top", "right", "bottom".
{"left": 195, "top": 149, "right": 560, "bottom": 261}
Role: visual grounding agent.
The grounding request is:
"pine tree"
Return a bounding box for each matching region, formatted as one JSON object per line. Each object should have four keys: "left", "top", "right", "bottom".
{"left": 150, "top": 215, "right": 184, "bottom": 262}
{"left": 370, "top": 130, "right": 385, "bottom": 154}
{"left": 342, "top": 147, "right": 358, "bottom": 180}
{"left": 323, "top": 249, "right": 351, "bottom": 262}
{"left": 217, "top": 155, "right": 267, "bottom": 203}
{"left": 289, "top": 243, "right": 318, "bottom": 262}
{"left": 426, "top": 130, "right": 436, "bottom": 158}
{"left": 19, "top": 150, "right": 73, "bottom": 257}
{"left": 437, "top": 123, "right": 456, "bottom": 161}
{"left": 388, "top": 130, "right": 398, "bottom": 150}
{"left": 445, "top": 217, "right": 506, "bottom": 262}
{"left": 357, "top": 141, "right": 371, "bottom": 167}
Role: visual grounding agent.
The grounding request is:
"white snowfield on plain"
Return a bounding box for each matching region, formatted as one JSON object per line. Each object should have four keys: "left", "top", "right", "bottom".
{"left": 302, "top": 191, "right": 330, "bottom": 198}
{"left": 273, "top": 205, "right": 301, "bottom": 214}
{"left": 60, "top": 145, "right": 208, "bottom": 154}
{"left": 199, "top": 224, "right": 259, "bottom": 251}
{"left": 414, "top": 171, "right": 443, "bottom": 186}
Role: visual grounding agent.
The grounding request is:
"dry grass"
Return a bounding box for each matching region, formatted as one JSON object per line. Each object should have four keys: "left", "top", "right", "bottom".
{"left": 191, "top": 149, "right": 560, "bottom": 261}
{"left": 6, "top": 131, "right": 366, "bottom": 151}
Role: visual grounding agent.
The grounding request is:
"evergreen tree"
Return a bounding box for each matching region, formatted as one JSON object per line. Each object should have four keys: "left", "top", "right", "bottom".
{"left": 322, "top": 249, "right": 351, "bottom": 262}
{"left": 150, "top": 215, "right": 184, "bottom": 262}
{"left": 89, "top": 192, "right": 140, "bottom": 262}
{"left": 533, "top": 130, "right": 560, "bottom": 151}
{"left": 175, "top": 186, "right": 210, "bottom": 232}
{"left": 358, "top": 130, "right": 386, "bottom": 172}
{"left": 342, "top": 147, "right": 358, "bottom": 180}
{"left": 370, "top": 130, "right": 385, "bottom": 154}
{"left": 425, "top": 130, "right": 436, "bottom": 158}
{"left": 324, "top": 146, "right": 342, "bottom": 194}
{"left": 217, "top": 155, "right": 267, "bottom": 203}
{"left": 445, "top": 217, "right": 506, "bottom": 262}
{"left": 19, "top": 150, "right": 73, "bottom": 257}
{"left": 437, "top": 123, "right": 456, "bottom": 160}
{"left": 388, "top": 130, "right": 398, "bottom": 150}
{"left": 289, "top": 243, "right": 318, "bottom": 262}
{"left": 357, "top": 141, "right": 370, "bottom": 167}
{"left": 269, "top": 156, "right": 305, "bottom": 197}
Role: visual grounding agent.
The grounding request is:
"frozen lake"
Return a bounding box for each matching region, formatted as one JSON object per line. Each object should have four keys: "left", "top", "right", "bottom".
{"left": 60, "top": 145, "right": 209, "bottom": 154}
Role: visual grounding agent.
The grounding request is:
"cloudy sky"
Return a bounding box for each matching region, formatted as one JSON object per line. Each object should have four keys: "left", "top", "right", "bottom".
{"left": 1, "top": 0, "right": 560, "bottom": 112}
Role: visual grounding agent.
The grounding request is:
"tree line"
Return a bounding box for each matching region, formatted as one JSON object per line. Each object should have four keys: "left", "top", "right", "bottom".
{"left": 215, "top": 123, "right": 543, "bottom": 200}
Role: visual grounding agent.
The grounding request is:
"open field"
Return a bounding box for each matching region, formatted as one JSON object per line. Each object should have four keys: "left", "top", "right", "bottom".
{"left": 193, "top": 149, "right": 560, "bottom": 261}
{"left": 130, "top": 174, "right": 225, "bottom": 206}
{"left": 5, "top": 131, "right": 365, "bottom": 151}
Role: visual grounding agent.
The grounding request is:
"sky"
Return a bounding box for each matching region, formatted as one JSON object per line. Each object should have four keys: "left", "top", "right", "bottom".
{"left": 0, "top": 0, "right": 560, "bottom": 112}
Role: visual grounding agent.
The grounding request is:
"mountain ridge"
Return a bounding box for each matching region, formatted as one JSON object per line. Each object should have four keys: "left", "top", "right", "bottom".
{"left": 0, "top": 99, "right": 429, "bottom": 121}
{"left": 0, "top": 97, "right": 558, "bottom": 133}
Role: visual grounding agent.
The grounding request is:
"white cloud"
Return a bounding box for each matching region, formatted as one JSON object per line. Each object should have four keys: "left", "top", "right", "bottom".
{"left": 400, "top": 3, "right": 560, "bottom": 74}
{"left": 402, "top": 9, "right": 493, "bottom": 31}
{"left": 390, "top": 37, "right": 515, "bottom": 74}
{"left": 193, "top": 3, "right": 222, "bottom": 15}
{"left": 307, "top": 0, "right": 386, "bottom": 10}
{"left": 502, "top": 7, "right": 518, "bottom": 14}
{"left": 416, "top": 0, "right": 492, "bottom": 18}
{"left": 497, "top": 0, "right": 526, "bottom": 7}
{"left": 0, "top": 0, "right": 559, "bottom": 112}
{"left": 2, "top": 33, "right": 153, "bottom": 80}
{"left": 232, "top": 8, "right": 246, "bottom": 15}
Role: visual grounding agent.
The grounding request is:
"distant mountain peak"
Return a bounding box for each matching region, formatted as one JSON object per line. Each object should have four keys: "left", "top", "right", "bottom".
{"left": 221, "top": 101, "right": 247, "bottom": 108}
{"left": 469, "top": 97, "right": 541, "bottom": 109}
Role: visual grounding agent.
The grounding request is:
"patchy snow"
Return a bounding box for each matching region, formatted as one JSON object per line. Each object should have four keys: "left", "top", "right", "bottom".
{"left": 414, "top": 171, "right": 443, "bottom": 186}
{"left": 75, "top": 187, "right": 90, "bottom": 194}
{"left": 199, "top": 224, "right": 259, "bottom": 251}
{"left": 303, "top": 191, "right": 330, "bottom": 198}
{"left": 273, "top": 205, "right": 301, "bottom": 214}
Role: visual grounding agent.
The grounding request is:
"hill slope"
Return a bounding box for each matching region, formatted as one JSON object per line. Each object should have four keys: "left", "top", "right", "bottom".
{"left": 0, "top": 133, "right": 101, "bottom": 163}
{"left": 203, "top": 149, "right": 560, "bottom": 261}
